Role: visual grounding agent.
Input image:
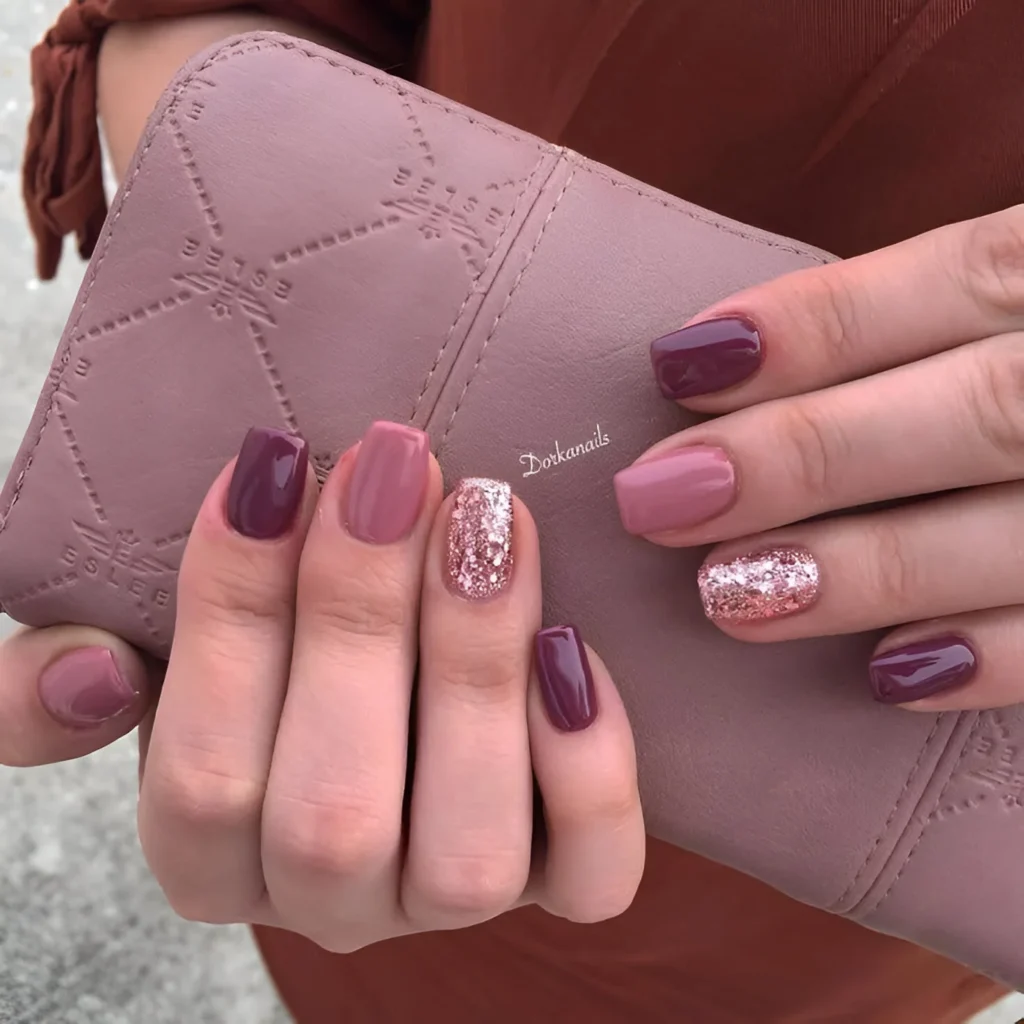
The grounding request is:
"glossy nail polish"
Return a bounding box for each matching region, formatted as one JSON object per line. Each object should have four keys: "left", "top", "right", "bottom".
{"left": 346, "top": 421, "right": 430, "bottom": 544}
{"left": 227, "top": 427, "right": 308, "bottom": 540}
{"left": 535, "top": 625, "right": 597, "bottom": 732}
{"left": 614, "top": 446, "right": 735, "bottom": 536}
{"left": 38, "top": 648, "right": 139, "bottom": 728}
{"left": 870, "top": 636, "right": 977, "bottom": 704}
{"left": 446, "top": 478, "right": 513, "bottom": 600}
{"left": 699, "top": 547, "right": 820, "bottom": 623}
{"left": 651, "top": 316, "right": 762, "bottom": 399}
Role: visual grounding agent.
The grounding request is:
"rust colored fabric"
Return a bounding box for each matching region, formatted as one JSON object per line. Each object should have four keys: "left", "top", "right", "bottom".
{"left": 23, "top": 1, "right": 1024, "bottom": 1021}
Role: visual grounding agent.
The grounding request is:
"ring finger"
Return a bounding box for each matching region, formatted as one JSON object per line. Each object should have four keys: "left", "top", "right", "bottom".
{"left": 695, "top": 481, "right": 1024, "bottom": 641}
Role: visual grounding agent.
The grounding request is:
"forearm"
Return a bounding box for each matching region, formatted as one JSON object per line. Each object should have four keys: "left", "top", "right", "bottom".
{"left": 98, "top": 11, "right": 361, "bottom": 180}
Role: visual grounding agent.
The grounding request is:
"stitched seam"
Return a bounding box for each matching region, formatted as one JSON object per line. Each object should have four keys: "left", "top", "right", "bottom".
{"left": 862, "top": 712, "right": 982, "bottom": 918}
{"left": 440, "top": 166, "right": 577, "bottom": 448}
{"left": 409, "top": 152, "right": 549, "bottom": 424}
{"left": 579, "top": 163, "right": 832, "bottom": 265}
{"left": 828, "top": 716, "right": 944, "bottom": 911}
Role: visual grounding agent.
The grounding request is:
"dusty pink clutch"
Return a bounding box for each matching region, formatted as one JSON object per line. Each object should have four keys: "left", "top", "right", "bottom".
{"left": 2, "top": 32, "right": 1022, "bottom": 988}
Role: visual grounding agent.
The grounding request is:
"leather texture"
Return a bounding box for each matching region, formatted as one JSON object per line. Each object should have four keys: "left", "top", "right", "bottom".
{"left": 1, "top": 32, "right": 1022, "bottom": 989}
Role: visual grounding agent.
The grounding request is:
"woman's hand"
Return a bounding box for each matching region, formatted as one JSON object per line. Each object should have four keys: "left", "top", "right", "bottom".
{"left": 133, "top": 422, "right": 643, "bottom": 949}
{"left": 614, "top": 204, "right": 1024, "bottom": 712}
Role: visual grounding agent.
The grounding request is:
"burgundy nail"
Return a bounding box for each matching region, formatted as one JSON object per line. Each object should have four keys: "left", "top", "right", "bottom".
{"left": 614, "top": 445, "right": 735, "bottom": 536}
{"left": 535, "top": 625, "right": 597, "bottom": 732}
{"left": 38, "top": 648, "right": 139, "bottom": 728}
{"left": 651, "top": 316, "right": 762, "bottom": 399}
{"left": 346, "top": 421, "right": 430, "bottom": 544}
{"left": 227, "top": 427, "right": 309, "bottom": 540}
{"left": 870, "top": 636, "right": 977, "bottom": 704}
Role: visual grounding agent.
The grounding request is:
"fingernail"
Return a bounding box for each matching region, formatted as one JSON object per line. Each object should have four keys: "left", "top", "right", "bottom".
{"left": 38, "top": 648, "right": 139, "bottom": 728}
{"left": 699, "top": 547, "right": 820, "bottom": 623}
{"left": 446, "top": 478, "right": 513, "bottom": 600}
{"left": 345, "top": 421, "right": 430, "bottom": 544}
{"left": 870, "top": 636, "right": 977, "bottom": 704}
{"left": 535, "top": 625, "right": 597, "bottom": 732}
{"left": 614, "top": 446, "right": 735, "bottom": 535}
{"left": 651, "top": 316, "right": 762, "bottom": 399}
{"left": 227, "top": 427, "right": 309, "bottom": 540}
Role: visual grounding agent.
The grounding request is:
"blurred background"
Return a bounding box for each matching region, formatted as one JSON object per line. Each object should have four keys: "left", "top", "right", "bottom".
{"left": 0, "top": 3, "right": 1021, "bottom": 1023}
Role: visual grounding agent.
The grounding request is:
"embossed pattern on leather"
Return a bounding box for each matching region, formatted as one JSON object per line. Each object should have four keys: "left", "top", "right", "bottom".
{"left": 1, "top": 33, "right": 1022, "bottom": 989}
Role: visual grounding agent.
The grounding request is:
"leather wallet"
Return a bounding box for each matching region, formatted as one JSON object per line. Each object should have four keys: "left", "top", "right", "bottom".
{"left": 2, "top": 32, "right": 1022, "bottom": 989}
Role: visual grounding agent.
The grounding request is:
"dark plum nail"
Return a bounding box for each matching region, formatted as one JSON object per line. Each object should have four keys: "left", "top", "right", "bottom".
{"left": 535, "top": 625, "right": 597, "bottom": 732}
{"left": 227, "top": 427, "right": 308, "bottom": 540}
{"left": 38, "top": 648, "right": 139, "bottom": 728}
{"left": 651, "top": 316, "right": 762, "bottom": 399}
{"left": 869, "top": 636, "right": 977, "bottom": 704}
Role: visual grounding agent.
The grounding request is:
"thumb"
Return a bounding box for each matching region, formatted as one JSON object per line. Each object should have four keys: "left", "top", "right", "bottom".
{"left": 0, "top": 625, "right": 155, "bottom": 767}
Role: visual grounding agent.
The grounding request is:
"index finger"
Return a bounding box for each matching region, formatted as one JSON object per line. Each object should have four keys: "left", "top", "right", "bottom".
{"left": 651, "top": 205, "right": 1024, "bottom": 411}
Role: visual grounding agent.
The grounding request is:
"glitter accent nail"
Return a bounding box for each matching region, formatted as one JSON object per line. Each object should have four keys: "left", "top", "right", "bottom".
{"left": 446, "top": 478, "right": 514, "bottom": 600}
{"left": 698, "top": 547, "right": 820, "bottom": 623}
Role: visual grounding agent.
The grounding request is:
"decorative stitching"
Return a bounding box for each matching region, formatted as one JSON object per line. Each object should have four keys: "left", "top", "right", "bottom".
{"left": 270, "top": 214, "right": 403, "bottom": 267}
{"left": 247, "top": 320, "right": 300, "bottom": 432}
{"left": 53, "top": 400, "right": 108, "bottom": 524}
{"left": 169, "top": 114, "right": 224, "bottom": 239}
{"left": 864, "top": 713, "right": 981, "bottom": 917}
{"left": 408, "top": 153, "right": 549, "bottom": 424}
{"left": 829, "top": 716, "right": 945, "bottom": 911}
{"left": 0, "top": 32, "right": 838, "bottom": 613}
{"left": 76, "top": 290, "right": 194, "bottom": 343}
{"left": 440, "top": 167, "right": 577, "bottom": 448}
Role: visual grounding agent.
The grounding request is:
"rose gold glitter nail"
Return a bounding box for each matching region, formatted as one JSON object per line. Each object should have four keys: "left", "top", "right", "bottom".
{"left": 446, "top": 478, "right": 514, "bottom": 600}
{"left": 698, "top": 547, "right": 820, "bottom": 623}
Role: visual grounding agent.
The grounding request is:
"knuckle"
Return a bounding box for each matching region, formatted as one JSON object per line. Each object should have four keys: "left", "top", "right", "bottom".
{"left": 185, "top": 546, "right": 293, "bottom": 633}
{"left": 267, "top": 789, "right": 397, "bottom": 881}
{"left": 961, "top": 206, "right": 1024, "bottom": 314}
{"left": 966, "top": 340, "right": 1024, "bottom": 462}
{"left": 412, "top": 850, "right": 525, "bottom": 922}
{"left": 301, "top": 557, "right": 413, "bottom": 643}
{"left": 796, "top": 272, "right": 863, "bottom": 369}
{"left": 555, "top": 783, "right": 640, "bottom": 833}
{"left": 145, "top": 757, "right": 264, "bottom": 835}
{"left": 866, "top": 520, "right": 918, "bottom": 609}
{"left": 431, "top": 627, "right": 528, "bottom": 700}
{"left": 780, "top": 400, "right": 848, "bottom": 504}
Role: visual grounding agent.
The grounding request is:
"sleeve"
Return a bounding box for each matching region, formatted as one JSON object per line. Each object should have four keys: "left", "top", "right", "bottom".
{"left": 23, "top": 0, "right": 427, "bottom": 281}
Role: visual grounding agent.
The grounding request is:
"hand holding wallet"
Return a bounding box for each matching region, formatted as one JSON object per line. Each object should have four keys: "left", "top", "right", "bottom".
{"left": 2, "top": 33, "right": 1022, "bottom": 988}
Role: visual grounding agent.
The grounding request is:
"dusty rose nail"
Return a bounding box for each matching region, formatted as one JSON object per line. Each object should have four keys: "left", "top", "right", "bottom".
{"left": 446, "top": 478, "right": 513, "bottom": 600}
{"left": 614, "top": 446, "right": 736, "bottom": 535}
{"left": 38, "top": 648, "right": 139, "bottom": 728}
{"left": 870, "top": 636, "right": 977, "bottom": 704}
{"left": 698, "top": 547, "right": 820, "bottom": 623}
{"left": 345, "top": 421, "right": 430, "bottom": 544}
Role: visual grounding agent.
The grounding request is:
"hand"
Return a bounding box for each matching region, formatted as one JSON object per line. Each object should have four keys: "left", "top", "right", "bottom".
{"left": 133, "top": 422, "right": 643, "bottom": 949}
{"left": 614, "top": 204, "right": 1024, "bottom": 712}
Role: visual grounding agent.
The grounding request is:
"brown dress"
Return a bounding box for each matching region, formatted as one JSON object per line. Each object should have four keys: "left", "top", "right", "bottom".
{"left": 23, "top": 2, "right": 1024, "bottom": 1021}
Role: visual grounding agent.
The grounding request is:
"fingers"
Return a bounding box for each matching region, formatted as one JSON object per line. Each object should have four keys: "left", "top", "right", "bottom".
{"left": 650, "top": 204, "right": 1024, "bottom": 410}
{"left": 0, "top": 625, "right": 152, "bottom": 767}
{"left": 617, "top": 333, "right": 1024, "bottom": 546}
{"left": 261, "top": 423, "right": 439, "bottom": 947}
{"left": 403, "top": 481, "right": 539, "bottom": 929}
{"left": 139, "top": 427, "right": 315, "bottom": 923}
{"left": 528, "top": 630, "right": 645, "bottom": 923}
{"left": 695, "top": 483, "right": 1024, "bottom": 641}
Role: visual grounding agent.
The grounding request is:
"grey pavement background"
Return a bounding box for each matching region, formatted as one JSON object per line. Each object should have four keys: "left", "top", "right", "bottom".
{"left": 0, "top": 3, "right": 1020, "bottom": 1023}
